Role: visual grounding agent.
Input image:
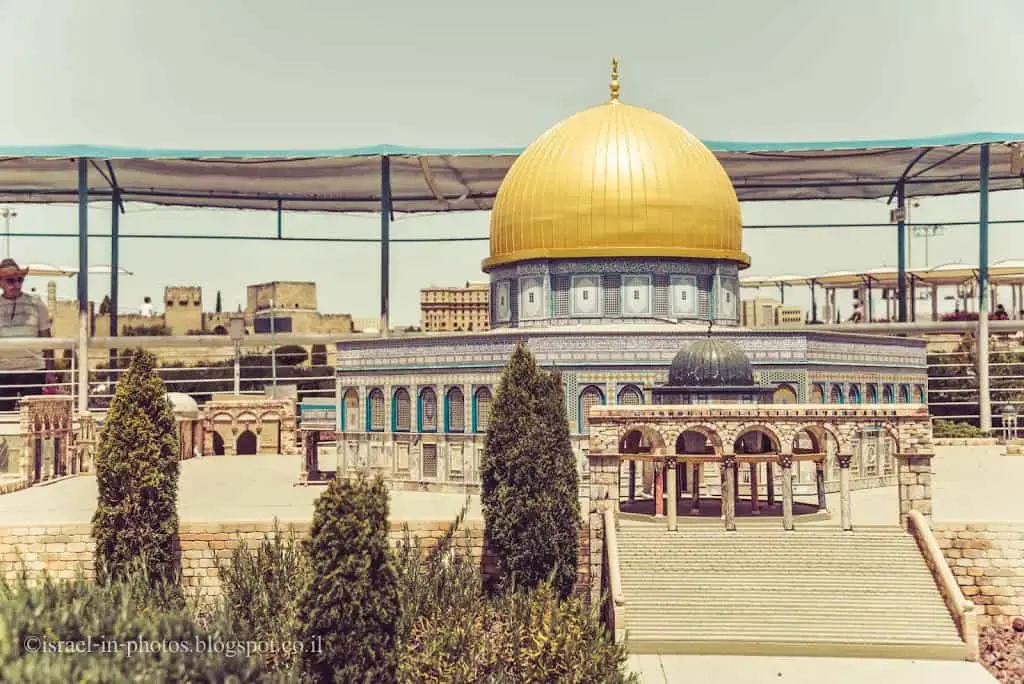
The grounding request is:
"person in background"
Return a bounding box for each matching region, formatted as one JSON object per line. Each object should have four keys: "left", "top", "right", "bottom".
{"left": 139, "top": 296, "right": 155, "bottom": 317}
{"left": 847, "top": 299, "right": 865, "bottom": 323}
{"left": 994, "top": 304, "right": 1009, "bottom": 320}
{"left": 0, "top": 259, "right": 55, "bottom": 411}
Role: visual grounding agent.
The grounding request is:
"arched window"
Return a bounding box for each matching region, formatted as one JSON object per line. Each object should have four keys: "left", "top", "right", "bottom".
{"left": 474, "top": 387, "right": 493, "bottom": 433}
{"left": 882, "top": 384, "right": 895, "bottom": 403}
{"left": 809, "top": 384, "right": 825, "bottom": 404}
{"left": 419, "top": 387, "right": 438, "bottom": 432}
{"left": 392, "top": 388, "right": 411, "bottom": 432}
{"left": 866, "top": 384, "right": 878, "bottom": 404}
{"left": 367, "top": 388, "right": 385, "bottom": 432}
{"left": 848, "top": 384, "right": 862, "bottom": 404}
{"left": 578, "top": 385, "right": 605, "bottom": 434}
{"left": 899, "top": 384, "right": 912, "bottom": 403}
{"left": 446, "top": 387, "right": 465, "bottom": 433}
{"left": 772, "top": 383, "right": 798, "bottom": 404}
{"left": 617, "top": 385, "right": 644, "bottom": 405}
{"left": 829, "top": 384, "right": 844, "bottom": 404}
{"left": 341, "top": 388, "right": 359, "bottom": 431}
{"left": 916, "top": 384, "right": 927, "bottom": 404}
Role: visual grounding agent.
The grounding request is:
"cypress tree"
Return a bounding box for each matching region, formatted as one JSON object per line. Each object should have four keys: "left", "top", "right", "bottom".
{"left": 215, "top": 290, "right": 222, "bottom": 313}
{"left": 297, "top": 474, "right": 400, "bottom": 683}
{"left": 481, "top": 343, "right": 581, "bottom": 598}
{"left": 92, "top": 349, "right": 180, "bottom": 586}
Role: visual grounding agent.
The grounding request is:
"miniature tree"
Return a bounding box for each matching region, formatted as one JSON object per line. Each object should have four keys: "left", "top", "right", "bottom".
{"left": 92, "top": 349, "right": 180, "bottom": 586}
{"left": 215, "top": 290, "right": 222, "bottom": 313}
{"left": 481, "top": 342, "right": 581, "bottom": 598}
{"left": 297, "top": 474, "right": 400, "bottom": 683}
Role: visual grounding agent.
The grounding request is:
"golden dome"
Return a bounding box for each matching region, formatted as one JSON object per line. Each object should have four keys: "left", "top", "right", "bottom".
{"left": 483, "top": 61, "right": 748, "bottom": 272}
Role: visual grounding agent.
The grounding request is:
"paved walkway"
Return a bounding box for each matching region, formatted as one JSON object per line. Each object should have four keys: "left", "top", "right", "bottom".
{"left": 0, "top": 455, "right": 481, "bottom": 525}
{"left": 629, "top": 654, "right": 997, "bottom": 683}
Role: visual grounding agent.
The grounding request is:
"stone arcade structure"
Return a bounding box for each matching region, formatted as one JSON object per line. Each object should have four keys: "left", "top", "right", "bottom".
{"left": 201, "top": 397, "right": 297, "bottom": 456}
{"left": 579, "top": 402, "right": 936, "bottom": 601}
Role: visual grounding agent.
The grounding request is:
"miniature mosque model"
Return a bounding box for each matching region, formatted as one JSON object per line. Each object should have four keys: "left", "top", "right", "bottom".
{"left": 330, "top": 61, "right": 929, "bottom": 511}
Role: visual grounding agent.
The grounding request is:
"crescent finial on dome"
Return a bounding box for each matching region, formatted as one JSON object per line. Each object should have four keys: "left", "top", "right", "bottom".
{"left": 610, "top": 58, "right": 620, "bottom": 102}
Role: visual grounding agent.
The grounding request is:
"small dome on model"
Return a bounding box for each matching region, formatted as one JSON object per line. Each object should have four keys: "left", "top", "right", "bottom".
{"left": 668, "top": 336, "right": 754, "bottom": 387}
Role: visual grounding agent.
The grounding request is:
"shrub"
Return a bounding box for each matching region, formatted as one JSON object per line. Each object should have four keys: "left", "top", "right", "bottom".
{"left": 0, "top": 562, "right": 286, "bottom": 682}
{"left": 275, "top": 345, "right": 309, "bottom": 367}
{"left": 481, "top": 343, "right": 581, "bottom": 598}
{"left": 122, "top": 324, "right": 171, "bottom": 336}
{"left": 933, "top": 419, "right": 986, "bottom": 438}
{"left": 394, "top": 504, "right": 636, "bottom": 683}
{"left": 92, "top": 348, "right": 180, "bottom": 587}
{"left": 296, "top": 475, "right": 400, "bottom": 683}
{"left": 218, "top": 523, "right": 309, "bottom": 673}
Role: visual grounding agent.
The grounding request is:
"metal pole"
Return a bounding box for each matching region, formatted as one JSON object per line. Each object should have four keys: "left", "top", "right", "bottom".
{"left": 896, "top": 182, "right": 907, "bottom": 323}
{"left": 270, "top": 288, "right": 277, "bottom": 391}
{"left": 978, "top": 144, "right": 992, "bottom": 432}
{"left": 380, "top": 155, "right": 391, "bottom": 338}
{"left": 233, "top": 342, "right": 240, "bottom": 395}
{"left": 76, "top": 159, "right": 89, "bottom": 414}
{"left": 1, "top": 207, "right": 16, "bottom": 259}
{"left": 109, "top": 190, "right": 119, "bottom": 371}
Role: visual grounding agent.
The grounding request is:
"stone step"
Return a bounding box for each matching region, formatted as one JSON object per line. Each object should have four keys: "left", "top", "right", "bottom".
{"left": 622, "top": 591, "right": 946, "bottom": 604}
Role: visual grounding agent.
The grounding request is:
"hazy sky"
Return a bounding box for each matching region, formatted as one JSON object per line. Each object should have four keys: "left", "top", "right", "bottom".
{"left": 0, "top": 0, "right": 1022, "bottom": 325}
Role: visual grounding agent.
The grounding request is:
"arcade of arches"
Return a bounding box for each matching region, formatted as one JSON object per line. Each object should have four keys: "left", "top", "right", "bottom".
{"left": 588, "top": 404, "right": 936, "bottom": 532}
{"left": 201, "top": 398, "right": 298, "bottom": 456}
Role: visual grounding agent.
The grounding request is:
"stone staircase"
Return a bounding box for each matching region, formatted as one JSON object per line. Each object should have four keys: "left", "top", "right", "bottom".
{"left": 617, "top": 524, "right": 968, "bottom": 660}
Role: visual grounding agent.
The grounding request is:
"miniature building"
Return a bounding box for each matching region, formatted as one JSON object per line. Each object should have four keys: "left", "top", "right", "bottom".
{"left": 652, "top": 335, "right": 776, "bottom": 405}
{"left": 19, "top": 396, "right": 76, "bottom": 484}
{"left": 167, "top": 392, "right": 202, "bottom": 460}
{"left": 201, "top": 396, "right": 297, "bottom": 456}
{"left": 420, "top": 282, "right": 490, "bottom": 332}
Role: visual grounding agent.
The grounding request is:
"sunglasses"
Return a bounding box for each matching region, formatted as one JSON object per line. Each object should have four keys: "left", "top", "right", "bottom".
{"left": 1, "top": 277, "right": 24, "bottom": 285}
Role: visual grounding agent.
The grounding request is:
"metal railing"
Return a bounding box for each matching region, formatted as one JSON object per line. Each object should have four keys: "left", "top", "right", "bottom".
{"left": 0, "top": 333, "right": 342, "bottom": 416}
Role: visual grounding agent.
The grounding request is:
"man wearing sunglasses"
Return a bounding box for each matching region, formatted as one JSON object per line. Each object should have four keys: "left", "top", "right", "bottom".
{"left": 0, "top": 258, "right": 55, "bottom": 412}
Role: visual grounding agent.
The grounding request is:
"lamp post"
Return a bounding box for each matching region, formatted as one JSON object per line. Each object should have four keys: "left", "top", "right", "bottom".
{"left": 229, "top": 314, "right": 245, "bottom": 396}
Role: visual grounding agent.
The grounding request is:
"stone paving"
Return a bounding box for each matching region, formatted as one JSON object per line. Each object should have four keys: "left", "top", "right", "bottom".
{"left": 0, "top": 454, "right": 481, "bottom": 525}
{"left": 629, "top": 654, "right": 997, "bottom": 683}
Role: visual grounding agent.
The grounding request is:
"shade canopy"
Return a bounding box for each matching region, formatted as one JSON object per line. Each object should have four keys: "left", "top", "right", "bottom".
{"left": 742, "top": 260, "right": 1024, "bottom": 290}
{"left": 0, "top": 133, "right": 1020, "bottom": 214}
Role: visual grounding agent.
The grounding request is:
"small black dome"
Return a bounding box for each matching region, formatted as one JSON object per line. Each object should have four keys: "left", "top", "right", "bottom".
{"left": 668, "top": 337, "right": 754, "bottom": 387}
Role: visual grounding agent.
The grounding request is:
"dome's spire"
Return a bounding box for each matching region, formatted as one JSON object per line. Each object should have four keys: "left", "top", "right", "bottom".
{"left": 609, "top": 58, "right": 620, "bottom": 102}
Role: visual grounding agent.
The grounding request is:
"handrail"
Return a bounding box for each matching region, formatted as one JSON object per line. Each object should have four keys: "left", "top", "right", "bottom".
{"left": 604, "top": 507, "right": 625, "bottom": 608}
{"left": 602, "top": 507, "right": 626, "bottom": 643}
{"left": 906, "top": 510, "right": 979, "bottom": 661}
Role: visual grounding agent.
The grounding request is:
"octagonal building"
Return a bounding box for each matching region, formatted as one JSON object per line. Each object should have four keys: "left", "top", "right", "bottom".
{"left": 332, "top": 63, "right": 927, "bottom": 496}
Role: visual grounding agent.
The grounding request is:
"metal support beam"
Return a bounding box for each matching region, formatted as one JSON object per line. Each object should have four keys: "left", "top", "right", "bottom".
{"left": 76, "top": 159, "right": 89, "bottom": 414}
{"left": 276, "top": 199, "right": 283, "bottom": 239}
{"left": 896, "top": 183, "right": 908, "bottom": 322}
{"left": 109, "top": 189, "right": 120, "bottom": 370}
{"left": 978, "top": 144, "right": 992, "bottom": 432}
{"left": 380, "top": 156, "right": 391, "bottom": 338}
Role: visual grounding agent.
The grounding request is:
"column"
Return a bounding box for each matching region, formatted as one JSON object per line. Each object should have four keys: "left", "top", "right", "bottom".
{"left": 932, "top": 285, "right": 940, "bottom": 322}
{"left": 690, "top": 462, "right": 702, "bottom": 514}
{"left": 654, "top": 460, "right": 664, "bottom": 517}
{"left": 779, "top": 454, "right": 794, "bottom": 531}
{"left": 815, "top": 459, "right": 827, "bottom": 511}
{"left": 722, "top": 455, "right": 737, "bottom": 531}
{"left": 766, "top": 462, "right": 775, "bottom": 506}
{"left": 896, "top": 453, "right": 934, "bottom": 527}
{"left": 838, "top": 454, "right": 853, "bottom": 531}
{"left": 666, "top": 457, "right": 678, "bottom": 532}
{"left": 627, "top": 460, "right": 636, "bottom": 501}
{"left": 732, "top": 463, "right": 740, "bottom": 509}
{"left": 749, "top": 463, "right": 760, "bottom": 514}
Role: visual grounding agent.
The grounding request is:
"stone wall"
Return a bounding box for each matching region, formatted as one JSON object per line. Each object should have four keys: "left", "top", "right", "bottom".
{"left": 0, "top": 520, "right": 489, "bottom": 596}
{"left": 932, "top": 523, "right": 1024, "bottom": 626}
